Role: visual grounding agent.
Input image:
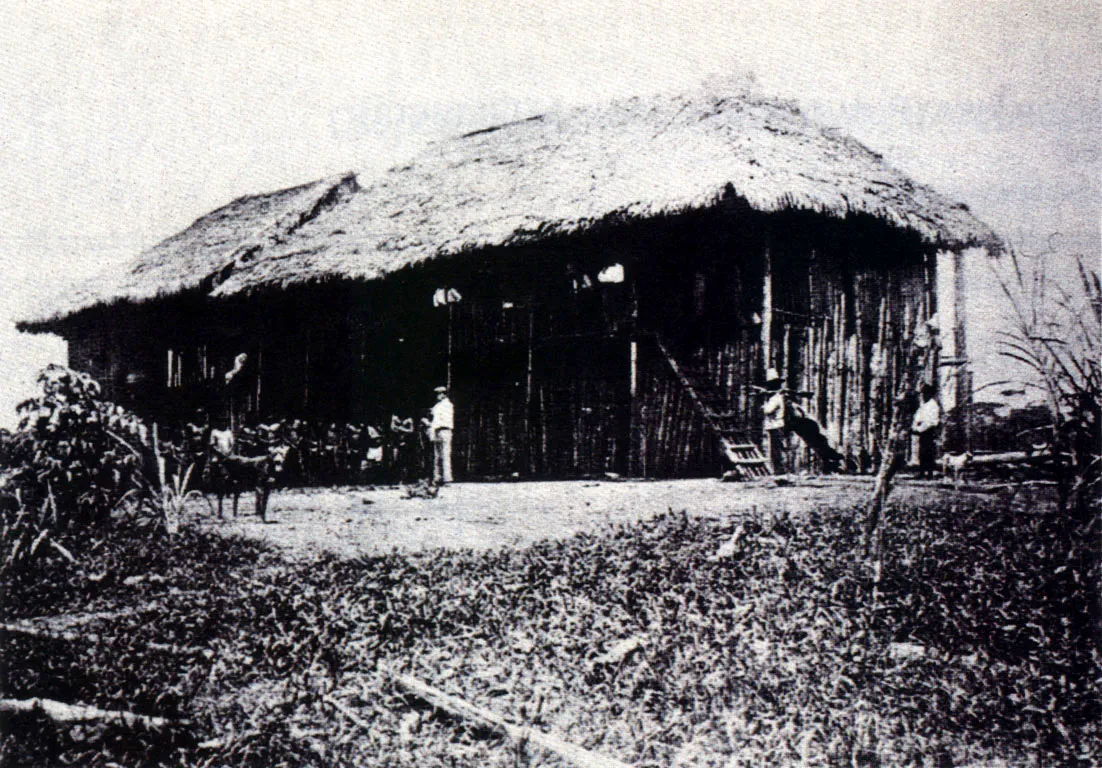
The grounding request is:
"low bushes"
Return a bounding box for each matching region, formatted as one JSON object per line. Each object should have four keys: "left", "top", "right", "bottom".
{"left": 5, "top": 365, "right": 149, "bottom": 528}
{"left": 1, "top": 473, "right": 1096, "bottom": 765}
{"left": 0, "top": 367, "right": 159, "bottom": 605}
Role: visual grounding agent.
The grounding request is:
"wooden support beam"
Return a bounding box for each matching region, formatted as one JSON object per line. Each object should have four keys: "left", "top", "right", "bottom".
{"left": 393, "top": 673, "right": 634, "bottom": 768}
{"left": 761, "top": 243, "right": 773, "bottom": 370}
{"left": 525, "top": 300, "right": 534, "bottom": 475}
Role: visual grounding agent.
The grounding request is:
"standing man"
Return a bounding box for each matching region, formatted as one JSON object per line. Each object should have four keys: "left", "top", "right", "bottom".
{"left": 389, "top": 414, "right": 415, "bottom": 483}
{"left": 762, "top": 368, "right": 788, "bottom": 475}
{"left": 911, "top": 383, "right": 942, "bottom": 479}
{"left": 425, "top": 386, "right": 454, "bottom": 485}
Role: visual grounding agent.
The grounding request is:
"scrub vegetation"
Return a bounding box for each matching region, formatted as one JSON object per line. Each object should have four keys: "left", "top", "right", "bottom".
{"left": 0, "top": 365, "right": 1097, "bottom": 766}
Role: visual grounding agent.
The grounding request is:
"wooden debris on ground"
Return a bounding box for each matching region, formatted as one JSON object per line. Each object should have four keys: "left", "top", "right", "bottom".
{"left": 590, "top": 636, "right": 645, "bottom": 668}
{"left": 0, "top": 697, "right": 184, "bottom": 730}
{"left": 0, "top": 621, "right": 211, "bottom": 658}
{"left": 392, "top": 672, "right": 635, "bottom": 768}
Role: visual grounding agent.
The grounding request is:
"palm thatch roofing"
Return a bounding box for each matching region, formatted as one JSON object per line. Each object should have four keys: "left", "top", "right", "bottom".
{"left": 20, "top": 89, "right": 1000, "bottom": 331}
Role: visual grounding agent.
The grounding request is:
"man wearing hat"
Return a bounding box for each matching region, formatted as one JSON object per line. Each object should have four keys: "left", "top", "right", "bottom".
{"left": 762, "top": 368, "right": 788, "bottom": 475}
{"left": 425, "top": 385, "right": 454, "bottom": 484}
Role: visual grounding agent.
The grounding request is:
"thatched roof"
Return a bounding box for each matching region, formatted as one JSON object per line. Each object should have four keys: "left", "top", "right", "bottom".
{"left": 19, "top": 173, "right": 359, "bottom": 329}
{"left": 21, "top": 89, "right": 999, "bottom": 330}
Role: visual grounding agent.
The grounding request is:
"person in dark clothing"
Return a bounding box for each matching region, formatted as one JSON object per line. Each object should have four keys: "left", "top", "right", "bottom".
{"left": 760, "top": 368, "right": 845, "bottom": 475}
{"left": 389, "top": 414, "right": 417, "bottom": 483}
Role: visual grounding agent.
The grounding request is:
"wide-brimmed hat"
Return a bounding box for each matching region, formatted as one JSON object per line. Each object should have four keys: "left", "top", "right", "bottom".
{"left": 434, "top": 386, "right": 448, "bottom": 394}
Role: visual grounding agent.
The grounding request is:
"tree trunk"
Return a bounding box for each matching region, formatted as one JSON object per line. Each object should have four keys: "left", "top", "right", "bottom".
{"left": 864, "top": 390, "right": 910, "bottom": 554}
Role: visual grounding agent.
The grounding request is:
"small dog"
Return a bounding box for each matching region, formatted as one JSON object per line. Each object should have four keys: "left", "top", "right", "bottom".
{"left": 940, "top": 451, "right": 973, "bottom": 487}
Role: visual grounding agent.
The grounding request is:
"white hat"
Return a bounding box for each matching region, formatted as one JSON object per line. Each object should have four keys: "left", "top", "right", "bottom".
{"left": 765, "top": 367, "right": 784, "bottom": 384}
{"left": 434, "top": 386, "right": 448, "bottom": 393}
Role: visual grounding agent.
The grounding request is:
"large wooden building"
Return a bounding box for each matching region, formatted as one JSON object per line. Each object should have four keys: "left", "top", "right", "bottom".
{"left": 19, "top": 90, "right": 998, "bottom": 479}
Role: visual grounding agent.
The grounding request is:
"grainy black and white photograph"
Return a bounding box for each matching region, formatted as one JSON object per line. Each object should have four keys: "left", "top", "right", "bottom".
{"left": 0, "top": 2, "right": 1098, "bottom": 765}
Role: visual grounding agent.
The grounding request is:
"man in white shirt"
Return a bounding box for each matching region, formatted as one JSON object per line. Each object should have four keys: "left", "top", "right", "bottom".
{"left": 911, "top": 384, "right": 942, "bottom": 479}
{"left": 762, "top": 368, "right": 788, "bottom": 475}
{"left": 426, "top": 386, "right": 454, "bottom": 484}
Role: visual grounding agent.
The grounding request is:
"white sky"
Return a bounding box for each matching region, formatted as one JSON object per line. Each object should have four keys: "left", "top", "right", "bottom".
{"left": 0, "top": 0, "right": 1098, "bottom": 426}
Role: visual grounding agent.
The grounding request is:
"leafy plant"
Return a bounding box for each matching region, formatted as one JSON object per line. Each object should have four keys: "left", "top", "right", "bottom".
{"left": 0, "top": 490, "right": 73, "bottom": 579}
{"left": 152, "top": 462, "right": 202, "bottom": 535}
{"left": 4, "top": 365, "right": 150, "bottom": 529}
{"left": 3, "top": 493, "right": 1095, "bottom": 766}
{"left": 992, "top": 249, "right": 1101, "bottom": 516}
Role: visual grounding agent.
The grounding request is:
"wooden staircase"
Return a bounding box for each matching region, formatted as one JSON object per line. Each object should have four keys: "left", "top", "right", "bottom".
{"left": 652, "top": 336, "right": 771, "bottom": 479}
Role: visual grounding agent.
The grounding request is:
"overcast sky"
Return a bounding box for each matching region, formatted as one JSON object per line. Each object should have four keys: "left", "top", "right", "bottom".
{"left": 0, "top": 0, "right": 1098, "bottom": 426}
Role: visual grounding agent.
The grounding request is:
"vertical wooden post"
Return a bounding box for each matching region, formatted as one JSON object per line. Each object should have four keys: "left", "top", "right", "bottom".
{"left": 761, "top": 242, "right": 773, "bottom": 371}
{"left": 872, "top": 295, "right": 890, "bottom": 442}
{"left": 923, "top": 251, "right": 935, "bottom": 331}
{"left": 303, "top": 331, "right": 311, "bottom": 411}
{"left": 525, "top": 299, "right": 534, "bottom": 475}
{"left": 952, "top": 250, "right": 970, "bottom": 448}
{"left": 630, "top": 341, "right": 638, "bottom": 398}
{"left": 628, "top": 274, "right": 640, "bottom": 476}
{"left": 255, "top": 345, "right": 263, "bottom": 418}
{"left": 782, "top": 324, "right": 791, "bottom": 380}
{"left": 855, "top": 278, "right": 868, "bottom": 464}
{"left": 447, "top": 301, "right": 454, "bottom": 391}
{"left": 152, "top": 422, "right": 162, "bottom": 481}
{"left": 837, "top": 289, "right": 848, "bottom": 452}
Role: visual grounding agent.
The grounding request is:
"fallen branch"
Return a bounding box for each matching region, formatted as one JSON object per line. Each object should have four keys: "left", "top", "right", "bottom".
{"left": 393, "top": 673, "right": 634, "bottom": 768}
{"left": 0, "top": 621, "right": 211, "bottom": 658}
{"left": 49, "top": 538, "right": 75, "bottom": 563}
{"left": 13, "top": 594, "right": 203, "bottom": 635}
{"left": 0, "top": 697, "right": 184, "bottom": 730}
{"left": 14, "top": 606, "right": 158, "bottom": 633}
{"left": 968, "top": 451, "right": 1063, "bottom": 466}
{"left": 323, "top": 693, "right": 375, "bottom": 732}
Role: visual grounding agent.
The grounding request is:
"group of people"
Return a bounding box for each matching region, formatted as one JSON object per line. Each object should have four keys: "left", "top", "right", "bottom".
{"left": 225, "top": 352, "right": 946, "bottom": 483}
{"left": 222, "top": 351, "right": 456, "bottom": 486}
{"left": 761, "top": 367, "right": 941, "bottom": 477}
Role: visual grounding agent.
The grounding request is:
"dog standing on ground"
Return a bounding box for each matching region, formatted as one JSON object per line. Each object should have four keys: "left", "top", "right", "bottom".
{"left": 940, "top": 451, "right": 973, "bottom": 487}
{"left": 208, "top": 430, "right": 291, "bottom": 522}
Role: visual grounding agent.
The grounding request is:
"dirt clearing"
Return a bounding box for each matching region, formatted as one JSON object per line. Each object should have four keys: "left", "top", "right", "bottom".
{"left": 193, "top": 476, "right": 974, "bottom": 560}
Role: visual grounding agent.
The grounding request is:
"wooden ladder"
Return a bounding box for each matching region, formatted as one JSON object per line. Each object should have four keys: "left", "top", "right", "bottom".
{"left": 719, "top": 439, "right": 772, "bottom": 479}
{"left": 652, "top": 336, "right": 771, "bottom": 479}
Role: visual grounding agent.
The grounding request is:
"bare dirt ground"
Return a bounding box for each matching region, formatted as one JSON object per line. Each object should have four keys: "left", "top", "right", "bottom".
{"left": 191, "top": 476, "right": 983, "bottom": 561}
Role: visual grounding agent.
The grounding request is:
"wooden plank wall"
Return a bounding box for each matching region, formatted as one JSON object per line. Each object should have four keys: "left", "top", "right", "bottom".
{"left": 685, "top": 336, "right": 762, "bottom": 440}
{"left": 634, "top": 338, "right": 720, "bottom": 478}
{"left": 778, "top": 261, "right": 932, "bottom": 472}
{"left": 453, "top": 310, "right": 631, "bottom": 478}
{"left": 58, "top": 216, "right": 939, "bottom": 482}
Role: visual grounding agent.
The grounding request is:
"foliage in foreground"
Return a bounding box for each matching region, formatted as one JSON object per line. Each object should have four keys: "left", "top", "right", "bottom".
{"left": 992, "top": 250, "right": 1101, "bottom": 517}
{"left": 5, "top": 366, "right": 149, "bottom": 525}
{"left": 1, "top": 494, "right": 1098, "bottom": 767}
{"left": 0, "top": 366, "right": 156, "bottom": 586}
